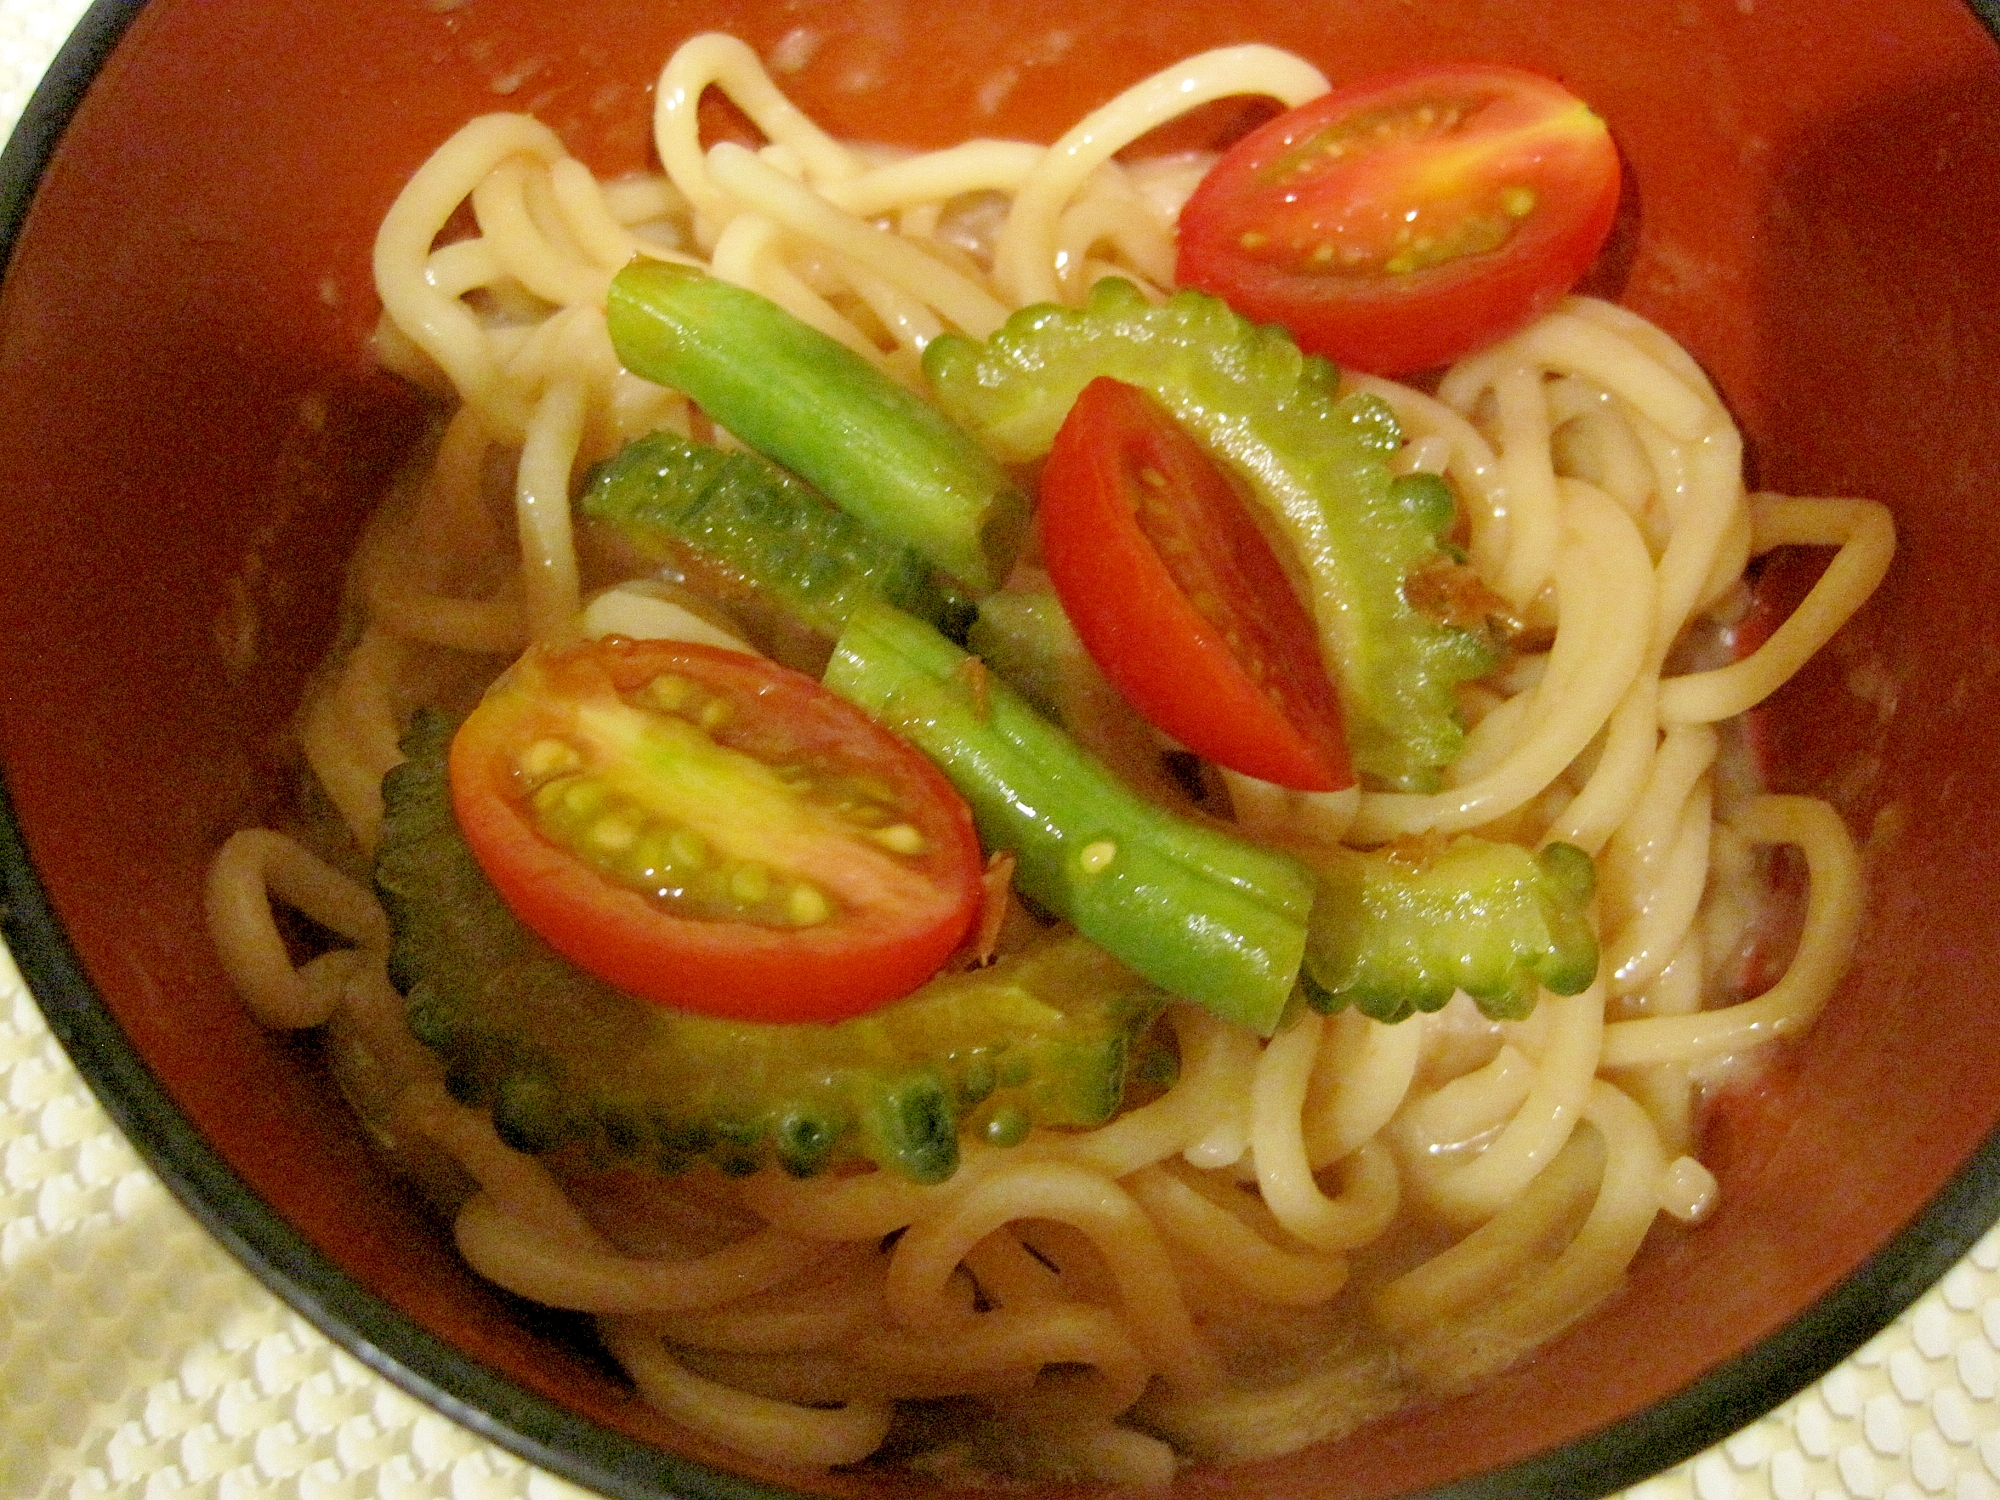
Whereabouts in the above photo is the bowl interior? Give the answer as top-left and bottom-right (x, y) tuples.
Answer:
(2, 1), (1998, 1496)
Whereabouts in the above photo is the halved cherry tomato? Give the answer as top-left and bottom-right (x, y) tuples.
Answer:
(1036, 376), (1354, 792)
(448, 637), (982, 1021)
(1176, 64), (1621, 375)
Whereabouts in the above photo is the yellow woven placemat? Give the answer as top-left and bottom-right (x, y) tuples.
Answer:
(2, 7), (1997, 1498)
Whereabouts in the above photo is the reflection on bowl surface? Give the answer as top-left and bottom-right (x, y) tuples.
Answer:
(0, 1), (1997, 1497)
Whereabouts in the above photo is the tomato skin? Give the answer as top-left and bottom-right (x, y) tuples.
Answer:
(1036, 376), (1354, 792)
(1176, 64), (1621, 376)
(448, 638), (982, 1022)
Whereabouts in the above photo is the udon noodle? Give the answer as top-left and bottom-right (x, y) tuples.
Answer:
(204, 34), (1893, 1485)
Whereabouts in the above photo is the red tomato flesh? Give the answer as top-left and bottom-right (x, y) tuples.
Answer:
(449, 637), (982, 1022)
(1037, 376), (1354, 793)
(1176, 64), (1621, 376)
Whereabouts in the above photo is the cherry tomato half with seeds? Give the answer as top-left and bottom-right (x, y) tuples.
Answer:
(1037, 376), (1354, 793)
(449, 637), (983, 1022)
(1176, 64), (1621, 376)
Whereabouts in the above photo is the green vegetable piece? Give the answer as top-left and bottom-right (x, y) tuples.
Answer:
(607, 260), (1029, 592)
(824, 601), (1315, 1036)
(582, 430), (976, 644)
(1388, 472), (1458, 533)
(968, 587), (1193, 805)
(1298, 837), (1600, 1024)
(982, 1105), (1031, 1148)
(924, 277), (1495, 790)
(773, 1106), (848, 1179)
(866, 1074), (958, 1186)
(377, 713), (1164, 1184)
(493, 1064), (566, 1154)
(965, 589), (1084, 725)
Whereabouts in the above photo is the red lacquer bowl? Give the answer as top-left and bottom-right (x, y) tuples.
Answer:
(0, 2), (1996, 1497)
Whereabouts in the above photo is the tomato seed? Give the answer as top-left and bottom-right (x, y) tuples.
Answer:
(590, 816), (639, 854)
(788, 883), (831, 926)
(632, 830), (678, 880)
(562, 780), (607, 817)
(872, 823), (927, 856)
(518, 737), (582, 782)
(644, 674), (695, 712)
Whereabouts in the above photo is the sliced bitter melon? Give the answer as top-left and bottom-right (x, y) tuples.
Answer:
(580, 430), (977, 646)
(924, 278), (1495, 792)
(376, 712), (1166, 1184)
(1298, 836), (1599, 1024)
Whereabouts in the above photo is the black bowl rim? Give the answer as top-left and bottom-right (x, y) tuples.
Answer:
(3, 2), (1999, 1498)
